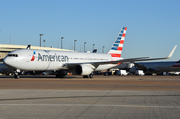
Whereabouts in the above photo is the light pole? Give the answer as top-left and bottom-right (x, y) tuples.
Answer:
(74, 40), (77, 51)
(92, 44), (95, 51)
(43, 39), (46, 47)
(61, 37), (64, 49)
(102, 46), (105, 53)
(39, 34), (43, 47)
(84, 42), (86, 52)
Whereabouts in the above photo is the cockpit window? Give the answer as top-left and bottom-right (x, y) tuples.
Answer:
(7, 54), (18, 57)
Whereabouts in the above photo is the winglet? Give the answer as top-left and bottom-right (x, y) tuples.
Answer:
(166, 45), (177, 59)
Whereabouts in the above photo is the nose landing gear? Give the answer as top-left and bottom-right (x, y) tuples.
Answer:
(13, 69), (20, 79)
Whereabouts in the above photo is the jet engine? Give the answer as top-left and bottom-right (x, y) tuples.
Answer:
(75, 64), (94, 75)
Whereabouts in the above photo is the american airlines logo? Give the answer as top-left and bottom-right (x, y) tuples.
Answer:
(38, 53), (69, 62)
(31, 51), (36, 61)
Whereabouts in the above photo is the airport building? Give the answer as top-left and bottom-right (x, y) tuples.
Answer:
(0, 44), (71, 62)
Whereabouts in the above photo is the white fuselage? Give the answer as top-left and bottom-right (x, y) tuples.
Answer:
(3, 49), (120, 72)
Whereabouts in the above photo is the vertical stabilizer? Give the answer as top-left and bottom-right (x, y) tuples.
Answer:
(108, 27), (127, 60)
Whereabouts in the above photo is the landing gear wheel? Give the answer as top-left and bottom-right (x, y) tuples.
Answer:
(15, 75), (19, 79)
(6, 73), (10, 76)
(89, 73), (93, 78)
(83, 75), (88, 78)
(56, 71), (67, 78)
(83, 73), (93, 78)
(56, 74), (64, 78)
(14, 73), (19, 79)
(13, 69), (20, 79)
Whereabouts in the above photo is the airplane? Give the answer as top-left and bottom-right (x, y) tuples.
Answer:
(3, 27), (177, 79)
(130, 60), (180, 75)
(0, 62), (13, 75)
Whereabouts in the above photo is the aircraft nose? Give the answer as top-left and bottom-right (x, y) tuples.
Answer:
(3, 57), (9, 65)
(3, 57), (12, 67)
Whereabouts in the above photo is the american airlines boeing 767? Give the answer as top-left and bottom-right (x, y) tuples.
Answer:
(3, 27), (177, 78)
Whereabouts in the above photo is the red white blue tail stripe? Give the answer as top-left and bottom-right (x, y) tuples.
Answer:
(108, 27), (127, 58)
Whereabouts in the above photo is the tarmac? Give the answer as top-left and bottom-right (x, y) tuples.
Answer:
(0, 75), (180, 119)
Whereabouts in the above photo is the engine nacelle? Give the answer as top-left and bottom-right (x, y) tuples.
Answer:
(75, 64), (94, 75)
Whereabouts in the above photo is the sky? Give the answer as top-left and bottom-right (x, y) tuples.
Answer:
(0, 0), (180, 61)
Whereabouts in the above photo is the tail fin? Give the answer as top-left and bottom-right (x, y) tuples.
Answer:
(108, 27), (127, 59)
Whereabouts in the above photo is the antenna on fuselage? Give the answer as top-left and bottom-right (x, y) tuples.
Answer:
(26, 45), (31, 49)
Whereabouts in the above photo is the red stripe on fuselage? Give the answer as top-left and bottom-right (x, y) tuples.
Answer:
(172, 65), (180, 67)
(110, 54), (121, 57)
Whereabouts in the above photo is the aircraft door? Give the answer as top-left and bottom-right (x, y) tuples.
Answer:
(35, 50), (50, 70)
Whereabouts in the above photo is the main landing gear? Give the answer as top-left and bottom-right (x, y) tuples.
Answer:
(83, 73), (93, 78)
(56, 71), (67, 78)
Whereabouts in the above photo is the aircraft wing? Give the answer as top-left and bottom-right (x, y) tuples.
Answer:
(64, 45), (177, 66)
(108, 45), (177, 64)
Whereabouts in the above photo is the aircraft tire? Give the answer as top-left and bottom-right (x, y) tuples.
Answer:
(14, 72), (19, 79)
(6, 73), (9, 76)
(16, 75), (20, 79)
(83, 75), (88, 78)
(56, 73), (64, 78)
(89, 74), (93, 78)
(14, 75), (19, 79)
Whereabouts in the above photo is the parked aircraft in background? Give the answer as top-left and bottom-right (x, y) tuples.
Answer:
(3, 27), (177, 78)
(130, 60), (180, 75)
(0, 62), (12, 75)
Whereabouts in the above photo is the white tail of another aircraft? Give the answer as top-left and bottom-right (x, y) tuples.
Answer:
(108, 27), (127, 60)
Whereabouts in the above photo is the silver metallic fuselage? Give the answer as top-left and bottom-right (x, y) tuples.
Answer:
(0, 62), (12, 74)
(136, 61), (180, 72)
